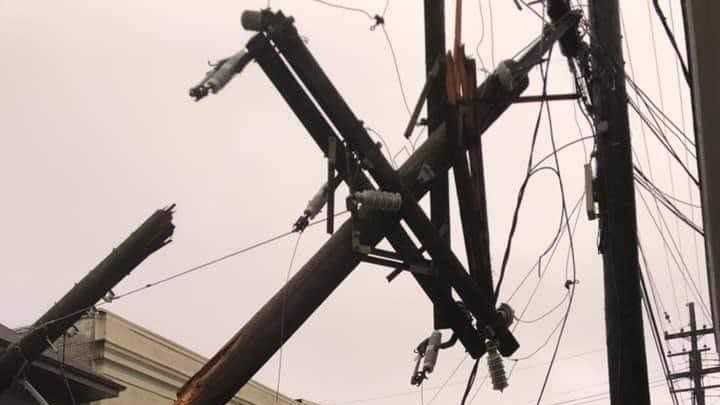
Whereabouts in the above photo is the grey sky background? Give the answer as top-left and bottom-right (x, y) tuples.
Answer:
(0, 1), (709, 404)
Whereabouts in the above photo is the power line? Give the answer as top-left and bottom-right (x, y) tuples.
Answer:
(307, 0), (412, 117)
(650, 0), (692, 85)
(380, 23), (412, 116)
(636, 188), (712, 320)
(634, 168), (704, 236)
(23, 212), (350, 339)
(639, 240), (682, 405)
(425, 355), (468, 405)
(533, 82), (579, 405)
(113, 212), (349, 301)
(308, 0), (375, 20)
(276, 232), (304, 402)
(621, 9), (684, 323)
(494, 48), (554, 300)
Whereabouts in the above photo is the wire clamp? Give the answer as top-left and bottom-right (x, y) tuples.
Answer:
(370, 15), (384, 31)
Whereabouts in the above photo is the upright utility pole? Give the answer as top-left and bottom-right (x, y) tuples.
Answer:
(588, 1), (651, 404)
(423, 0), (452, 330)
(666, 303), (719, 405)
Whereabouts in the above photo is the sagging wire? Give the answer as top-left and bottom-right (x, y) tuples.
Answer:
(636, 187), (712, 320)
(621, 10), (683, 323)
(531, 56), (579, 404)
(634, 167), (704, 236)
(494, 46), (554, 301)
(25, 211), (351, 338)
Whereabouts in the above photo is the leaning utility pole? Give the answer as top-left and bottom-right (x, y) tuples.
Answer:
(588, 0), (651, 404)
(666, 303), (719, 405)
(0, 206), (175, 392)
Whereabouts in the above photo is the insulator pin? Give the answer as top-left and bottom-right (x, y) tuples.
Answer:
(353, 190), (402, 212)
(486, 339), (509, 392)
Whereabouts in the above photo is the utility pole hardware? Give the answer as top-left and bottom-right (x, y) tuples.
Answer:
(177, 6), (581, 405)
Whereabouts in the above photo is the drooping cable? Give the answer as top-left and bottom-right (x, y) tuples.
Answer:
(620, 10), (683, 322)
(533, 79), (579, 405)
(24, 212), (350, 336)
(494, 48), (554, 300)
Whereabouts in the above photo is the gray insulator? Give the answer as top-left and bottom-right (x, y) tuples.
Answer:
(304, 182), (329, 220)
(486, 340), (508, 392)
(422, 330), (442, 374)
(241, 10), (265, 31)
(206, 50), (251, 93)
(354, 190), (402, 212)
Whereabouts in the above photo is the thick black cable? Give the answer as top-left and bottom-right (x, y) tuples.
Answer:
(634, 170), (704, 236)
(650, 0), (692, 86)
(627, 99), (699, 185)
(634, 166), (701, 209)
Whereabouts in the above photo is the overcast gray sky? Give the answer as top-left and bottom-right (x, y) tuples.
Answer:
(0, 1), (709, 404)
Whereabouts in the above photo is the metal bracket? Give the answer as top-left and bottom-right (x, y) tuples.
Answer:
(584, 163), (598, 220)
(327, 137), (337, 234)
(513, 93), (580, 103)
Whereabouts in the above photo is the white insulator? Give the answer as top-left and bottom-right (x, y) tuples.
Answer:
(304, 182), (329, 220)
(354, 190), (402, 212)
(486, 340), (508, 392)
(207, 50), (251, 93)
(422, 331), (442, 374)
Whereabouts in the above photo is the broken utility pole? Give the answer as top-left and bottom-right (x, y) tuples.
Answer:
(588, 0), (652, 403)
(177, 7), (580, 405)
(0, 206), (175, 392)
